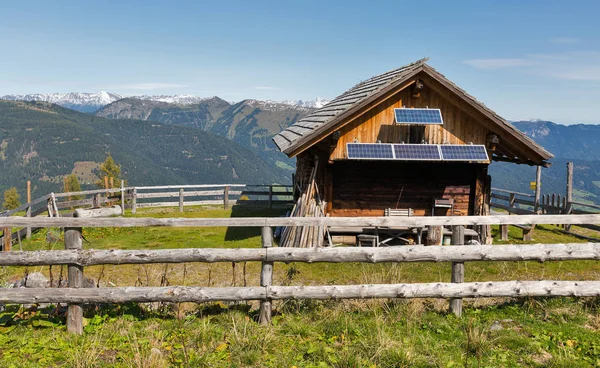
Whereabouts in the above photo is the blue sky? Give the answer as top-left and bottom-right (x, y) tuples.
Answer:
(1, 0), (599, 123)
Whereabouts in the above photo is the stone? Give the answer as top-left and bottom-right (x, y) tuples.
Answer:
(490, 321), (503, 331)
(23, 272), (50, 288)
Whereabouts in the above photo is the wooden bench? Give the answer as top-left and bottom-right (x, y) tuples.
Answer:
(491, 210), (535, 241)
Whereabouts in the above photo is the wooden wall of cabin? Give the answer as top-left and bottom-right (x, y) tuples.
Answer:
(328, 161), (488, 217)
(329, 74), (490, 160)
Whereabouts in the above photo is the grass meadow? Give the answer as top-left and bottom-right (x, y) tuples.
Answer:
(1, 205), (600, 367)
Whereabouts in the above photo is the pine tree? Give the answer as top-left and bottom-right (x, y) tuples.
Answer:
(3, 187), (21, 210)
(65, 174), (83, 199)
(95, 154), (122, 188)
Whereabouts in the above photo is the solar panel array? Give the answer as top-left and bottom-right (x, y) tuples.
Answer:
(393, 144), (441, 160)
(439, 145), (489, 161)
(347, 143), (489, 162)
(394, 108), (443, 125)
(347, 143), (394, 159)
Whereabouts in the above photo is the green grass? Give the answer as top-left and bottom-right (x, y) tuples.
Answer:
(2, 205), (600, 367)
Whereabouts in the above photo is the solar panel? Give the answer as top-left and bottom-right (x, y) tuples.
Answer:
(394, 108), (443, 125)
(439, 145), (489, 162)
(347, 143), (394, 159)
(393, 144), (441, 161)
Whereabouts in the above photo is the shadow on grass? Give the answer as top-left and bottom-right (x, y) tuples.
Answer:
(224, 204), (290, 241)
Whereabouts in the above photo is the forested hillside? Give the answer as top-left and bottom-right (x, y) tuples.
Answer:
(0, 101), (290, 199)
(96, 97), (309, 170)
(490, 121), (600, 203)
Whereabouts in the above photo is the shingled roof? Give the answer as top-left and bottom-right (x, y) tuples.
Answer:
(273, 58), (553, 166)
(273, 58), (428, 154)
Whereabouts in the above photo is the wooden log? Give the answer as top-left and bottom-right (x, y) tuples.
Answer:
(259, 226), (273, 324)
(1, 281), (600, 304)
(223, 186), (229, 210)
(136, 190), (242, 199)
(2, 194), (51, 217)
(535, 166), (541, 212)
(566, 162), (573, 230)
(54, 188), (124, 199)
(26, 181), (32, 239)
(65, 227), (83, 335)
(179, 188), (184, 213)
(3, 243), (600, 267)
(3, 227), (11, 251)
(120, 180), (125, 216)
(93, 194), (100, 208)
(427, 225), (443, 245)
(449, 225), (465, 317)
(134, 184), (246, 190)
(131, 189), (137, 214)
(500, 224), (508, 241)
(104, 176), (109, 190)
(268, 186), (273, 209)
(26, 207), (32, 239)
(491, 188), (535, 198)
(135, 200), (238, 209)
(2, 214), (600, 229)
(74, 206), (121, 218)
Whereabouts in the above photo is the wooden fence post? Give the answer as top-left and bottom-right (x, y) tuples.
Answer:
(65, 226), (83, 334)
(268, 185), (273, 209)
(131, 188), (137, 214)
(3, 228), (11, 251)
(26, 181), (32, 239)
(500, 224), (508, 241)
(534, 166), (541, 212)
(93, 194), (100, 209)
(120, 180), (125, 216)
(566, 162), (573, 230)
(179, 188), (184, 213)
(259, 226), (273, 324)
(449, 225), (465, 317)
(223, 186), (230, 210)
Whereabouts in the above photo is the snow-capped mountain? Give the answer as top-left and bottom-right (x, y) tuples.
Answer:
(0, 92), (123, 113)
(133, 94), (216, 105)
(281, 97), (330, 109)
(1, 91), (330, 113)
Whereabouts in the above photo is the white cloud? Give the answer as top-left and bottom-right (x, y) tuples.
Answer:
(254, 86), (280, 90)
(549, 37), (581, 44)
(462, 58), (535, 69)
(464, 51), (600, 82)
(112, 83), (188, 90)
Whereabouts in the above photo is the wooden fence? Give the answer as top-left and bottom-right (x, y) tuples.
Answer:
(131, 184), (293, 212)
(1, 214), (600, 334)
(0, 183), (294, 249)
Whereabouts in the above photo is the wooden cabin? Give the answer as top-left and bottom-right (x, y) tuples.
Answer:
(273, 58), (552, 229)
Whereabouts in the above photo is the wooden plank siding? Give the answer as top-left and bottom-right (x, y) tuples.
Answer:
(328, 161), (484, 217)
(329, 72), (490, 161)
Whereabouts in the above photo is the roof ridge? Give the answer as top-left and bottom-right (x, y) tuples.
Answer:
(351, 57), (429, 90)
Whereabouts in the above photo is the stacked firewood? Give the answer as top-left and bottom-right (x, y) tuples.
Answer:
(280, 158), (326, 248)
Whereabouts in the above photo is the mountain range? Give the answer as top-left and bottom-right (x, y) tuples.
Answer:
(2, 91), (600, 206)
(0, 100), (291, 199)
(0, 92), (330, 113)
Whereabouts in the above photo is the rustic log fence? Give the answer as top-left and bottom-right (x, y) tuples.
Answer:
(0, 184), (293, 249)
(131, 184), (293, 212)
(2, 214), (600, 334)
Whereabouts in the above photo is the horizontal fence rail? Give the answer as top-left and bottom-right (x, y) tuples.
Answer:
(1, 214), (600, 228)
(1, 243), (600, 266)
(2, 281), (600, 304)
